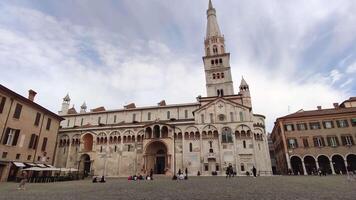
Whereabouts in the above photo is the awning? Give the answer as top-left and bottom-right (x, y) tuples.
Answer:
(22, 167), (60, 171)
(25, 163), (37, 167)
(22, 167), (44, 171)
(13, 162), (26, 167)
(36, 164), (47, 168)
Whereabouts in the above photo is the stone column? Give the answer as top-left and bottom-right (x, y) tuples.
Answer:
(330, 159), (335, 175)
(316, 160), (319, 169)
(302, 161), (307, 175)
(344, 159), (348, 174)
(66, 139), (72, 168)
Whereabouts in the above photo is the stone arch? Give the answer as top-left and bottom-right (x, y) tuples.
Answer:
(153, 125), (160, 138)
(332, 154), (346, 174)
(290, 156), (304, 175)
(303, 155), (317, 175)
(346, 154), (356, 171)
(72, 134), (81, 145)
(145, 127), (153, 139)
(195, 132), (200, 140)
(317, 155), (332, 174)
(82, 133), (93, 152)
(161, 126), (169, 138)
(235, 124), (252, 132)
(144, 140), (169, 174)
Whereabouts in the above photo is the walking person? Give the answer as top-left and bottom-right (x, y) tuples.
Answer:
(150, 169), (153, 180)
(185, 168), (188, 180)
(252, 166), (257, 178)
(347, 165), (354, 181)
(17, 171), (28, 190)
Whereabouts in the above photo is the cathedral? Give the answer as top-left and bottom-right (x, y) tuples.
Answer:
(55, 0), (272, 177)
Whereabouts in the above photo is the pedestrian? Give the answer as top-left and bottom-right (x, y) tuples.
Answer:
(252, 166), (257, 178)
(185, 168), (188, 180)
(178, 169), (182, 175)
(99, 176), (106, 183)
(347, 165), (354, 181)
(17, 171), (27, 190)
(150, 169), (153, 179)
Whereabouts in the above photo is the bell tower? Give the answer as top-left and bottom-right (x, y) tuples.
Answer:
(203, 0), (234, 97)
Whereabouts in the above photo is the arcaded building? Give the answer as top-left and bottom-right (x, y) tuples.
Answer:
(55, 1), (272, 177)
(0, 85), (63, 181)
(271, 97), (356, 175)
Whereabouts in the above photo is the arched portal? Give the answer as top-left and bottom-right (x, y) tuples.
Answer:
(145, 141), (168, 174)
(318, 155), (332, 174)
(80, 154), (91, 177)
(347, 154), (356, 171)
(304, 156), (317, 175)
(290, 156), (304, 175)
(332, 155), (346, 174)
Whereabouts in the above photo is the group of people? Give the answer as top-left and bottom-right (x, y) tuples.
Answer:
(226, 164), (257, 178)
(172, 168), (188, 180)
(92, 176), (106, 183)
(128, 169), (154, 181)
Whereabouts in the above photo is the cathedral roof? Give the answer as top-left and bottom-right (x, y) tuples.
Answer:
(67, 107), (77, 114)
(194, 97), (251, 113)
(206, 0), (222, 38)
(91, 106), (106, 112)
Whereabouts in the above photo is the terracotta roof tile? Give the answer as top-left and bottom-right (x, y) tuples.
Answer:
(279, 107), (356, 119)
(91, 106), (106, 112)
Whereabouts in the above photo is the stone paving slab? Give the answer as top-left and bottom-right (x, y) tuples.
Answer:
(0, 176), (355, 200)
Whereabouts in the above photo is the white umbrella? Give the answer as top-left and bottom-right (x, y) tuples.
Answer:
(22, 167), (44, 171)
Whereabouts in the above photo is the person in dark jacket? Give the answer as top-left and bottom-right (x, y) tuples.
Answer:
(252, 166), (257, 178)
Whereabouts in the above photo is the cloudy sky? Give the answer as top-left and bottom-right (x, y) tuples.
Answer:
(1, 0), (355, 131)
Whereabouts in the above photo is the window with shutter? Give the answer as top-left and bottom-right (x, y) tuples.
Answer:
(41, 137), (48, 151)
(33, 135), (39, 149)
(28, 134), (35, 149)
(2, 128), (10, 145)
(0, 96), (6, 113)
(13, 103), (22, 119)
(12, 130), (20, 146)
(46, 118), (52, 130)
(34, 113), (41, 126)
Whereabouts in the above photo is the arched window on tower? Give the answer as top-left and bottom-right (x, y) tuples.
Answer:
(221, 72), (225, 78)
(243, 140), (246, 148)
(213, 45), (218, 54)
(217, 73), (220, 79)
(211, 60), (214, 65)
(217, 90), (220, 96)
(167, 111), (170, 119)
(219, 58), (223, 64)
(189, 143), (193, 152)
(213, 73), (216, 79)
(220, 89), (224, 96)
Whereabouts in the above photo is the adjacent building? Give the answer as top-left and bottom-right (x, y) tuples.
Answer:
(55, 0), (272, 177)
(271, 97), (356, 175)
(0, 84), (63, 181)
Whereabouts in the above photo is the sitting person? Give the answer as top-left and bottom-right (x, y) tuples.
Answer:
(138, 174), (143, 180)
(146, 175), (151, 180)
(133, 175), (137, 181)
(178, 173), (184, 180)
(92, 176), (98, 183)
(172, 175), (177, 180)
(128, 176), (133, 180)
(99, 176), (106, 183)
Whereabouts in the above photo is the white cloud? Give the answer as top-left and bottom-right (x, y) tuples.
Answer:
(0, 1), (354, 132)
(346, 62), (356, 74)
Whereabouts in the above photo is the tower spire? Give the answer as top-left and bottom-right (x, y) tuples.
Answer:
(206, 0), (221, 38)
(203, 0), (234, 97)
